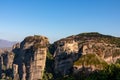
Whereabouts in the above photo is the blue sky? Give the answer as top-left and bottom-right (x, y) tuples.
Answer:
(0, 0), (120, 43)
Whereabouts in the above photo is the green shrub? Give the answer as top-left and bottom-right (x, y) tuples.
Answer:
(74, 54), (107, 68)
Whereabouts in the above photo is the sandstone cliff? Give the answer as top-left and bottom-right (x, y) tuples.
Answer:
(0, 33), (120, 80)
(12, 35), (49, 80)
(0, 50), (14, 79)
(53, 32), (120, 75)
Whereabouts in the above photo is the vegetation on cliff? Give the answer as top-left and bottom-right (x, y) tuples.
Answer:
(75, 32), (120, 47)
(74, 54), (107, 68)
(51, 32), (120, 80)
(55, 63), (120, 80)
(43, 50), (54, 80)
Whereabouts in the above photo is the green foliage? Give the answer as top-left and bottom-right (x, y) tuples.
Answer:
(43, 71), (53, 80)
(116, 59), (120, 64)
(73, 54), (120, 80)
(47, 51), (54, 60)
(74, 54), (107, 68)
(76, 32), (120, 48)
(77, 32), (113, 38)
(43, 51), (54, 80)
(73, 64), (120, 80)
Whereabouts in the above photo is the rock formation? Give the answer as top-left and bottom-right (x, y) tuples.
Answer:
(0, 50), (14, 79)
(53, 38), (80, 76)
(12, 35), (49, 80)
(53, 32), (120, 75)
(0, 32), (120, 80)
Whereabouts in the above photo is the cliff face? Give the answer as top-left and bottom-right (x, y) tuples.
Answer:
(53, 39), (80, 75)
(53, 32), (120, 75)
(0, 33), (120, 79)
(13, 35), (49, 80)
(0, 50), (14, 79)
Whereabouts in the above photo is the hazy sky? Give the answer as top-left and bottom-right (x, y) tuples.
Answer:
(0, 0), (120, 43)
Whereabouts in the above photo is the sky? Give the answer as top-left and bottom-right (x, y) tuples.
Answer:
(0, 0), (120, 43)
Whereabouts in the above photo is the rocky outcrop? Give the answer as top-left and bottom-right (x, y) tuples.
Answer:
(0, 32), (120, 79)
(53, 32), (120, 75)
(53, 38), (80, 76)
(13, 35), (49, 80)
(0, 50), (14, 79)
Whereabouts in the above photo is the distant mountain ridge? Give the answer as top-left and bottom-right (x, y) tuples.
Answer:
(0, 39), (17, 48)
